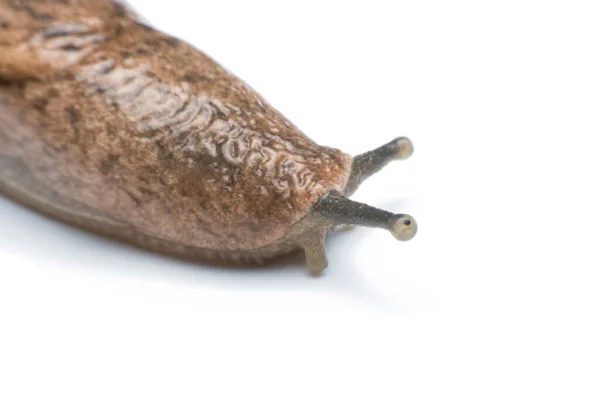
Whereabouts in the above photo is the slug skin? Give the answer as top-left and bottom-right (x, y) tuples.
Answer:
(0, 1), (353, 261)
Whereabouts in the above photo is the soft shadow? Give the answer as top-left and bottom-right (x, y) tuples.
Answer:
(1, 196), (408, 312)
(322, 228), (406, 314)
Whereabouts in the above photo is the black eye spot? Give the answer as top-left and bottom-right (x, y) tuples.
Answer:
(403, 219), (412, 226)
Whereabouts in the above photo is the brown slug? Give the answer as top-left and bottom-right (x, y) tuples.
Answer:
(0, 0), (416, 275)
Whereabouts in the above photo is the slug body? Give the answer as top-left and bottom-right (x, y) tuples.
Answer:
(0, 0), (416, 274)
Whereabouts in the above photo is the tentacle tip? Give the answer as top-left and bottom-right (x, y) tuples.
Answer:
(387, 214), (417, 241)
(307, 259), (328, 277)
(394, 137), (414, 160)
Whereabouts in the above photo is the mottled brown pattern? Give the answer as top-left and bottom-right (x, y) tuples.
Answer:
(0, 0), (352, 255)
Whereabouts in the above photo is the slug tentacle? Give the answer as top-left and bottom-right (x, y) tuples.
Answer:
(312, 190), (417, 241)
(344, 137), (413, 196)
(297, 227), (329, 276)
(300, 189), (416, 274)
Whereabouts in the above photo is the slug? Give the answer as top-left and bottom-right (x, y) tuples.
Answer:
(0, 0), (416, 275)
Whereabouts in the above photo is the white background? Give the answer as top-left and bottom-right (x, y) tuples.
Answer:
(1, 0), (599, 399)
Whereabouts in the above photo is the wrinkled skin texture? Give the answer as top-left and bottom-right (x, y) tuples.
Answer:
(0, 0), (352, 259)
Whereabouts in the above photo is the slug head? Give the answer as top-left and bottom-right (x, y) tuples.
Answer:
(297, 136), (417, 275)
